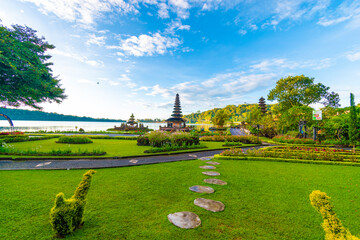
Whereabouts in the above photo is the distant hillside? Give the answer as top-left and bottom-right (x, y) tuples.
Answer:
(184, 104), (271, 123)
(0, 108), (125, 122)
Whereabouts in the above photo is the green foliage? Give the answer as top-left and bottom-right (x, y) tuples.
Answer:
(222, 142), (243, 147)
(211, 109), (232, 128)
(272, 136), (316, 145)
(138, 131), (200, 147)
(88, 135), (137, 140)
(57, 136), (93, 144)
(184, 104), (270, 123)
(200, 135), (261, 144)
(309, 190), (359, 240)
(349, 93), (358, 149)
(0, 144), (105, 156)
(0, 23), (66, 109)
(50, 170), (96, 237)
(0, 134), (59, 143)
(0, 107), (123, 122)
(144, 143), (206, 153)
(268, 75), (329, 111)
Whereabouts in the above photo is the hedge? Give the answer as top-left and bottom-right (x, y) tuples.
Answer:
(213, 155), (360, 167)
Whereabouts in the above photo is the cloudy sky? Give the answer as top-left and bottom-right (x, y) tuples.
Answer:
(1, 0), (360, 119)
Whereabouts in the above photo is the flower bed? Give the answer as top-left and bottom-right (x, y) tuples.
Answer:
(271, 136), (315, 145)
(219, 146), (360, 162)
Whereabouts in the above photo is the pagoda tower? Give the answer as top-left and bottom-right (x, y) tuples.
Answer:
(126, 113), (137, 126)
(259, 97), (267, 115)
(165, 93), (186, 128)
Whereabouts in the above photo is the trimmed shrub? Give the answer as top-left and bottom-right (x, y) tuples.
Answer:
(57, 136), (93, 144)
(137, 136), (150, 146)
(200, 135), (261, 144)
(147, 131), (170, 147)
(50, 170), (96, 237)
(138, 131), (200, 147)
(309, 190), (359, 240)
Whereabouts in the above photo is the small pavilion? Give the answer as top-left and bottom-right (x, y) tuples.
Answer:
(126, 113), (137, 127)
(160, 93), (191, 131)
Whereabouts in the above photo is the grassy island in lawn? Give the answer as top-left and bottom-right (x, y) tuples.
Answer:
(1, 159), (360, 239)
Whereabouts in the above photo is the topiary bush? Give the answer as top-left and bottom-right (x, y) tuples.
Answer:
(50, 170), (96, 237)
(57, 136), (93, 144)
(309, 190), (359, 240)
(137, 135), (150, 146)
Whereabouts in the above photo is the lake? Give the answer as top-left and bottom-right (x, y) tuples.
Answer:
(0, 120), (212, 132)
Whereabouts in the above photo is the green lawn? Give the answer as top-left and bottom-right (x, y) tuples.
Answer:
(0, 139), (241, 158)
(1, 160), (360, 239)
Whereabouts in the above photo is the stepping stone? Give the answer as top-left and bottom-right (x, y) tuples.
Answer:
(194, 198), (225, 212)
(189, 185), (214, 193)
(167, 211), (201, 229)
(199, 156), (213, 161)
(199, 165), (216, 170)
(202, 171), (220, 176)
(189, 154), (198, 158)
(129, 159), (138, 163)
(35, 162), (52, 167)
(203, 179), (227, 185)
(206, 161), (220, 165)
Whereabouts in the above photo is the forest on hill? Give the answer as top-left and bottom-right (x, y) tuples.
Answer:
(0, 108), (125, 122)
(184, 104), (270, 123)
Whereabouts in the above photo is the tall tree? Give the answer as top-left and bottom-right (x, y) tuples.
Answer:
(0, 23), (66, 109)
(322, 91), (341, 108)
(211, 109), (231, 128)
(349, 93), (358, 152)
(268, 75), (329, 111)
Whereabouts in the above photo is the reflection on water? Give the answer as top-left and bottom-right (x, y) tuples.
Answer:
(0, 120), (212, 132)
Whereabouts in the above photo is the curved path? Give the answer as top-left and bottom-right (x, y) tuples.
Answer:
(0, 146), (266, 170)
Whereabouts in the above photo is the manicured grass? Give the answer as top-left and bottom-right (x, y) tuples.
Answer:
(0, 139), (243, 158)
(1, 160), (360, 239)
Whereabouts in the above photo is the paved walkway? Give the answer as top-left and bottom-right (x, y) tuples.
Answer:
(229, 128), (248, 136)
(0, 146), (265, 170)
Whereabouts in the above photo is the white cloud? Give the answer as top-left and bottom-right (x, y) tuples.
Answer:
(158, 2), (170, 18)
(21, 0), (138, 25)
(117, 32), (182, 57)
(50, 49), (104, 67)
(86, 34), (106, 46)
(347, 51), (360, 61)
(139, 71), (277, 108)
(165, 19), (191, 34)
(238, 29), (247, 35)
(317, 0), (360, 27)
(251, 58), (332, 71)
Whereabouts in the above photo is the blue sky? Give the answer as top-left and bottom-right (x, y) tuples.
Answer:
(1, 0), (360, 119)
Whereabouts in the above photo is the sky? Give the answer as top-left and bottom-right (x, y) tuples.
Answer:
(1, 0), (360, 120)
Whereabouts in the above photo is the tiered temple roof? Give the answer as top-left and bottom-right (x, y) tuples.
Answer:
(127, 113), (137, 126)
(259, 97), (267, 115)
(166, 93), (186, 123)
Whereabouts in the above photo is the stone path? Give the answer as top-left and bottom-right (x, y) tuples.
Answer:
(168, 153), (228, 229)
(0, 145), (268, 170)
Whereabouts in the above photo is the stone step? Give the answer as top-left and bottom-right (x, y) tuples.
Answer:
(194, 198), (225, 212)
(168, 211), (201, 229)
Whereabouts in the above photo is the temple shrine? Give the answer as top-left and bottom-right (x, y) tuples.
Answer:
(160, 93), (191, 131)
(112, 113), (148, 131)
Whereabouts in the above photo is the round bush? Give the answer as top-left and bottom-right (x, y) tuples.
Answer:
(57, 136), (93, 144)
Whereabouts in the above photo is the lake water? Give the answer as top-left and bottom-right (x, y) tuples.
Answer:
(0, 120), (212, 132)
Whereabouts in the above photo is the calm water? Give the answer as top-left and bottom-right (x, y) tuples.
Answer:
(0, 120), (211, 132)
